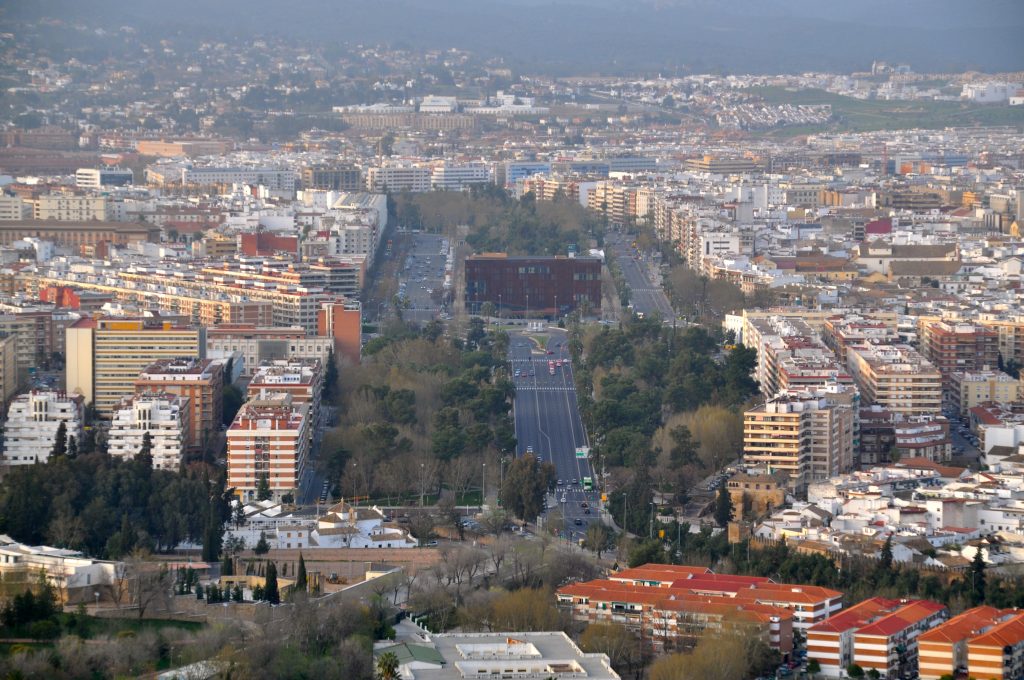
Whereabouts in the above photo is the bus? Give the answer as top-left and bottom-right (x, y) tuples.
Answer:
(582, 477), (593, 491)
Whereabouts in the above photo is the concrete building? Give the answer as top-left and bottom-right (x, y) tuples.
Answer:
(0, 334), (19, 412)
(181, 167), (297, 193)
(464, 254), (602, 317)
(0, 195), (32, 221)
(107, 393), (191, 470)
(317, 300), (361, 365)
(0, 537), (120, 605)
(206, 324), (336, 376)
(2, 391), (83, 465)
(65, 317), (203, 417)
(430, 163), (492, 191)
(375, 631), (621, 680)
(364, 165), (432, 193)
(918, 606), (1022, 680)
(300, 164), (361, 192)
(743, 389), (855, 490)
(247, 359), (323, 426)
(135, 358), (224, 452)
(920, 321), (1000, 393)
(226, 392), (310, 502)
(33, 194), (109, 222)
(807, 597), (947, 679)
(847, 343), (942, 416)
(966, 611), (1024, 680)
(75, 168), (133, 189)
(950, 369), (1021, 417)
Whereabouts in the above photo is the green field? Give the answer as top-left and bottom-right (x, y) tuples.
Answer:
(747, 87), (1024, 135)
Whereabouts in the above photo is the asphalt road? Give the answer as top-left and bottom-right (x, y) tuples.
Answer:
(397, 231), (451, 324)
(509, 331), (600, 542)
(606, 232), (675, 320)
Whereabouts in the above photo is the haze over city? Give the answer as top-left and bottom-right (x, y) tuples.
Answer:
(0, 1), (1022, 679)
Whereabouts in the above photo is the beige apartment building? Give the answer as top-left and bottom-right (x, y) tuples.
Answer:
(846, 343), (942, 416)
(743, 389), (855, 490)
(949, 369), (1021, 416)
(33, 194), (109, 222)
(0, 334), (19, 412)
(66, 317), (203, 417)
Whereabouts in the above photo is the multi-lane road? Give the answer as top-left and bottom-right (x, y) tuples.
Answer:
(509, 331), (600, 541)
(606, 232), (675, 320)
(396, 232), (452, 324)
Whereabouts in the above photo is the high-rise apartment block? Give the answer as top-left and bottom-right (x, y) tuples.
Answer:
(247, 359), (323, 426)
(135, 358), (224, 452)
(920, 320), (999, 393)
(107, 393), (191, 470)
(743, 387), (856, 489)
(2, 391), (84, 465)
(846, 343), (942, 416)
(227, 392), (310, 502)
(66, 317), (203, 417)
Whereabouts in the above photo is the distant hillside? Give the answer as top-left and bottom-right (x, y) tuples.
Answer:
(3, 0), (1023, 75)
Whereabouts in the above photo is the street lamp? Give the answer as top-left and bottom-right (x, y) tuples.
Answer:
(94, 591), (100, 611)
(481, 462), (487, 509)
(419, 463), (425, 507)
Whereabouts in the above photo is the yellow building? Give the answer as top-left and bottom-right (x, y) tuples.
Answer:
(846, 343), (942, 416)
(950, 369), (1021, 416)
(66, 317), (202, 417)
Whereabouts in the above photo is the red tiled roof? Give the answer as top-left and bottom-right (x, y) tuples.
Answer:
(856, 600), (946, 637)
(919, 606), (1008, 644)
(970, 612), (1024, 648)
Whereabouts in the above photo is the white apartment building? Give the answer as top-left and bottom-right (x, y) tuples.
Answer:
(75, 168), (134, 189)
(364, 165), (432, 193)
(181, 167), (298, 192)
(33, 194), (109, 221)
(107, 393), (191, 470)
(431, 163), (493, 191)
(2, 391), (84, 465)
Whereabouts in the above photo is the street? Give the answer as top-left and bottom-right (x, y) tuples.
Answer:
(395, 231), (451, 324)
(509, 330), (601, 542)
(606, 232), (675, 320)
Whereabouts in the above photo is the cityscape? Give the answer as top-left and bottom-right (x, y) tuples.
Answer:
(0, 1), (1022, 679)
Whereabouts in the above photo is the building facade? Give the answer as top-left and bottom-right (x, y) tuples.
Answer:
(107, 393), (191, 470)
(135, 357), (223, 452)
(226, 392), (310, 502)
(2, 391), (84, 465)
(464, 254), (602, 317)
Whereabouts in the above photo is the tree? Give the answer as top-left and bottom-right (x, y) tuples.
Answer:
(628, 539), (666, 568)
(847, 664), (865, 678)
(579, 622), (641, 674)
(324, 349), (339, 402)
(807, 658), (821, 678)
(584, 524), (612, 558)
(866, 669), (881, 680)
(254, 531), (270, 555)
(969, 547), (987, 605)
(295, 553), (307, 592)
(879, 535), (894, 571)
(126, 549), (172, 619)
(264, 561), (280, 605)
(136, 431), (153, 467)
(232, 584), (243, 602)
(499, 455), (556, 523)
(51, 421), (67, 459)
(714, 485), (733, 527)
(375, 651), (400, 680)
(256, 473), (272, 501)
(67, 435), (78, 459)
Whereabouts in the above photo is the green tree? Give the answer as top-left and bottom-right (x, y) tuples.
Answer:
(67, 435), (78, 459)
(264, 561), (280, 605)
(51, 421), (67, 459)
(498, 455), (556, 523)
(628, 539), (666, 567)
(807, 658), (821, 678)
(232, 584), (243, 602)
(375, 650), (400, 680)
(254, 531), (270, 555)
(879, 535), (894, 572)
(136, 431), (153, 466)
(847, 663), (865, 678)
(969, 548), (987, 605)
(295, 552), (307, 592)
(714, 485), (733, 527)
(256, 473), (272, 501)
(584, 523), (612, 558)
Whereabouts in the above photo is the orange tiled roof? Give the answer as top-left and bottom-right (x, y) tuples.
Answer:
(969, 612), (1024, 648)
(919, 606), (1008, 644)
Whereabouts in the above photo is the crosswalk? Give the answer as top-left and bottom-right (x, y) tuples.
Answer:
(515, 386), (575, 392)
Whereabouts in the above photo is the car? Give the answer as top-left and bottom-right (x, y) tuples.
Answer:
(514, 369), (521, 377)
(572, 478), (578, 485)
(526, 445), (534, 453)
(426, 540), (438, 547)
(557, 479), (563, 486)
(581, 502), (589, 508)
(574, 519), (583, 526)
(584, 508), (591, 515)
(561, 495), (567, 503)
(528, 370), (535, 376)
(547, 350), (554, 355)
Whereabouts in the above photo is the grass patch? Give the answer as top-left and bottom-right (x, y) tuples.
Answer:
(746, 86), (1024, 134)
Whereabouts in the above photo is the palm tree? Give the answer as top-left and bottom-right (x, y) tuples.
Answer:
(375, 651), (400, 680)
